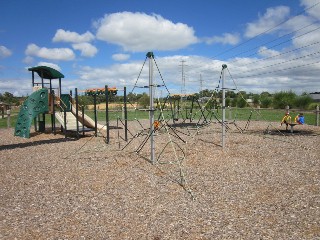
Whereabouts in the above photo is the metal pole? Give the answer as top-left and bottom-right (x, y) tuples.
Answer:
(105, 85), (110, 143)
(316, 105), (319, 126)
(93, 93), (97, 137)
(6, 109), (11, 128)
(124, 86), (128, 141)
(75, 88), (79, 139)
(222, 64), (227, 150)
(147, 52), (155, 163)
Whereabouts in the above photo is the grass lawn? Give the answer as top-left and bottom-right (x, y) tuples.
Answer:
(1, 107), (318, 129)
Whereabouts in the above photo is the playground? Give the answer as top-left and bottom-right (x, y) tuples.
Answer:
(1, 120), (320, 239)
(1, 55), (320, 238)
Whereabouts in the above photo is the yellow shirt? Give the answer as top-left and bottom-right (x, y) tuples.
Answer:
(281, 115), (291, 123)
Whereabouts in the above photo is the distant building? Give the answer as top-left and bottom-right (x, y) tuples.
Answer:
(309, 92), (320, 102)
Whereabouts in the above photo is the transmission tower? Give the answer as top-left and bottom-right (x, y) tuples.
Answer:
(199, 74), (203, 94)
(180, 60), (187, 95)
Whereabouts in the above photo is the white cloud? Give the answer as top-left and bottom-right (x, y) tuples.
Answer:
(37, 62), (61, 71)
(0, 45), (12, 58)
(25, 43), (75, 61)
(257, 46), (280, 57)
(245, 6), (290, 38)
(300, 0), (320, 20)
(72, 42), (98, 57)
(95, 12), (198, 52)
(23, 56), (34, 64)
(204, 33), (240, 45)
(112, 53), (130, 61)
(53, 29), (95, 43)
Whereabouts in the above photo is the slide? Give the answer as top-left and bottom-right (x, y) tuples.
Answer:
(14, 88), (49, 138)
(54, 111), (83, 130)
(70, 105), (106, 131)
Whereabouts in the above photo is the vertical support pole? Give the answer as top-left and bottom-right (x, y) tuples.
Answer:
(124, 86), (128, 141)
(190, 96), (194, 123)
(32, 71), (35, 87)
(69, 90), (73, 112)
(82, 105), (85, 136)
(93, 93), (97, 137)
(59, 78), (62, 98)
(105, 85), (109, 143)
(147, 52), (155, 164)
(63, 108), (67, 138)
(316, 105), (319, 127)
(75, 88), (79, 139)
(52, 90), (56, 135)
(222, 64), (227, 150)
(6, 109), (11, 128)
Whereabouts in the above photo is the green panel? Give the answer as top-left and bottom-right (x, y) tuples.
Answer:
(14, 88), (49, 138)
(60, 94), (71, 111)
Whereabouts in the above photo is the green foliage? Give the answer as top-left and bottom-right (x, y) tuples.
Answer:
(231, 98), (238, 107)
(252, 94), (260, 107)
(307, 102), (320, 110)
(272, 91), (297, 109)
(237, 97), (247, 108)
(0, 92), (20, 106)
(260, 97), (272, 108)
(138, 93), (150, 108)
(294, 95), (313, 109)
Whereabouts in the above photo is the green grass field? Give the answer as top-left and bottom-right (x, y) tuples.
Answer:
(1, 107), (318, 129)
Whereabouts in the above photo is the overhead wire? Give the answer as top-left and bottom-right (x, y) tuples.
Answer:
(210, 1), (320, 59)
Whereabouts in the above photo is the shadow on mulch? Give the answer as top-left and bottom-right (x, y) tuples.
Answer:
(265, 129), (318, 136)
(0, 136), (77, 151)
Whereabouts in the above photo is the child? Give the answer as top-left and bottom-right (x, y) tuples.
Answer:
(295, 113), (305, 124)
(281, 112), (291, 130)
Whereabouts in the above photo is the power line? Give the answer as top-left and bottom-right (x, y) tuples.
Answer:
(235, 58), (320, 79)
(227, 20), (320, 61)
(235, 50), (320, 75)
(211, 1), (320, 59)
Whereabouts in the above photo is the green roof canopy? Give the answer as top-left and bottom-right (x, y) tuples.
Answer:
(28, 66), (64, 79)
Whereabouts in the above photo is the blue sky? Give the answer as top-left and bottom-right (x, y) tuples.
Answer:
(0, 0), (320, 97)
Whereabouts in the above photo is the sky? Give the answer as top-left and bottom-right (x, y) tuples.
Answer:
(0, 0), (320, 97)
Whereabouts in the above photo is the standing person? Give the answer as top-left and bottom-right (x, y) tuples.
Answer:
(281, 112), (291, 130)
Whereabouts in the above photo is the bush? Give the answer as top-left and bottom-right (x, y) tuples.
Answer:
(294, 95), (313, 109)
(272, 91), (297, 109)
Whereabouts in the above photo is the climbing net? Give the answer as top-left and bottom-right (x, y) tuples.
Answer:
(116, 53), (195, 198)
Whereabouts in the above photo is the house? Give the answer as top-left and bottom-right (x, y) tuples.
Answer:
(309, 92), (320, 102)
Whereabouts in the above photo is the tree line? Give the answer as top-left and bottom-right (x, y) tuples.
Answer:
(1, 90), (317, 110)
(77, 90), (315, 110)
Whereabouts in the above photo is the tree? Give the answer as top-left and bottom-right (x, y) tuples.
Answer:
(138, 93), (149, 108)
(295, 95), (313, 109)
(237, 97), (247, 108)
(252, 94), (260, 107)
(260, 97), (272, 108)
(272, 91), (297, 109)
